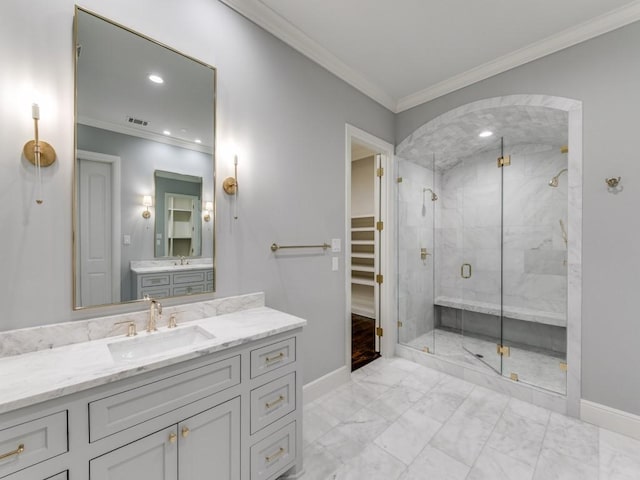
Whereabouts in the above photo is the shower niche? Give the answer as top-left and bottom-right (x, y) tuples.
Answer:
(396, 96), (580, 400)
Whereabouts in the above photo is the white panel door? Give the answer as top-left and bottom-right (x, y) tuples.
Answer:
(79, 159), (112, 306)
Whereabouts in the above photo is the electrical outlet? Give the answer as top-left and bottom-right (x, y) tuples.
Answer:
(332, 257), (339, 271)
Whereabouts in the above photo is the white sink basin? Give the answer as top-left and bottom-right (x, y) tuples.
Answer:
(108, 326), (215, 362)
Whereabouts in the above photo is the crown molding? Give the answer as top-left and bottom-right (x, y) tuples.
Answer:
(220, 0), (640, 114)
(78, 117), (213, 154)
(397, 2), (640, 112)
(218, 0), (396, 111)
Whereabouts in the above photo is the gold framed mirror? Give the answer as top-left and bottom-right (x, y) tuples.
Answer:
(73, 7), (216, 309)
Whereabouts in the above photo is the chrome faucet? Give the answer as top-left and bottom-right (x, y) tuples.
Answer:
(147, 298), (162, 332)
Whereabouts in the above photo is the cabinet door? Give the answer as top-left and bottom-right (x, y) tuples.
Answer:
(178, 397), (240, 480)
(90, 428), (178, 480)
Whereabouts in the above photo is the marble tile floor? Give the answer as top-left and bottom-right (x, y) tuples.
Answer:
(405, 329), (566, 394)
(296, 357), (640, 480)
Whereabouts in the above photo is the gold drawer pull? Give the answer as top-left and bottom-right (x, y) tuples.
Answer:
(0, 444), (25, 460)
(265, 395), (285, 409)
(265, 447), (285, 463)
(169, 433), (177, 444)
(265, 352), (284, 363)
(181, 427), (190, 438)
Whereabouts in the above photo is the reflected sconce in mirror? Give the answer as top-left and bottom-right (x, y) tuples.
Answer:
(203, 201), (213, 222)
(142, 195), (152, 219)
(23, 103), (56, 204)
(223, 155), (239, 219)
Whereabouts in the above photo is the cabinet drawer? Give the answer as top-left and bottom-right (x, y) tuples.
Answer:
(140, 286), (171, 298)
(89, 356), (240, 442)
(141, 274), (170, 288)
(173, 271), (206, 285)
(0, 411), (67, 478)
(250, 338), (295, 379)
(250, 373), (295, 434)
(250, 422), (296, 480)
(172, 284), (205, 296)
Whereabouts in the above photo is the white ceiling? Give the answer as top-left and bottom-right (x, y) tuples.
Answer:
(76, 9), (215, 152)
(221, 0), (640, 112)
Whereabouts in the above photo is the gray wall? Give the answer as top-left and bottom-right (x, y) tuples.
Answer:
(0, 0), (395, 386)
(396, 22), (640, 415)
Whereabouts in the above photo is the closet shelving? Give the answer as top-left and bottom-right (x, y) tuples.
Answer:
(166, 194), (196, 257)
(351, 215), (376, 317)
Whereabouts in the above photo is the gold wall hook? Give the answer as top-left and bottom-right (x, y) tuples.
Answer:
(605, 176), (621, 188)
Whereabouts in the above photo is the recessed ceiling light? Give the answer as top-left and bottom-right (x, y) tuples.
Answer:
(163, 130), (171, 136)
(194, 139), (202, 144)
(148, 74), (164, 84)
(479, 130), (493, 138)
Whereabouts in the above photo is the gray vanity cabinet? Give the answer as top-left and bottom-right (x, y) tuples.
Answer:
(90, 397), (240, 480)
(178, 398), (240, 479)
(90, 427), (178, 480)
(0, 326), (302, 480)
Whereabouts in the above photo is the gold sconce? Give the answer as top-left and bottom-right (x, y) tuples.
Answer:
(142, 195), (152, 219)
(203, 201), (213, 222)
(23, 103), (56, 204)
(223, 155), (238, 195)
(223, 155), (239, 219)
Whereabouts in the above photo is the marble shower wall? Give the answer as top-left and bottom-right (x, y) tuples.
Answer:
(436, 143), (568, 321)
(397, 158), (435, 345)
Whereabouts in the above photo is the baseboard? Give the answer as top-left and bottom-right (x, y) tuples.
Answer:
(303, 365), (350, 405)
(581, 399), (640, 441)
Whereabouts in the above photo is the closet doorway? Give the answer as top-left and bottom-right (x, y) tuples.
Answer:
(345, 125), (393, 371)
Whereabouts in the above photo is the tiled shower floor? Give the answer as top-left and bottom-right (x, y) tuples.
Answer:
(298, 357), (640, 480)
(405, 329), (566, 394)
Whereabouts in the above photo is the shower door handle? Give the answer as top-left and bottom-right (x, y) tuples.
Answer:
(461, 263), (472, 279)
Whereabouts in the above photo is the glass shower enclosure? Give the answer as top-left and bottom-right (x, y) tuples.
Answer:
(397, 107), (569, 395)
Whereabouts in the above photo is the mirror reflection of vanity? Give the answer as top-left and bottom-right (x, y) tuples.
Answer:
(73, 7), (216, 309)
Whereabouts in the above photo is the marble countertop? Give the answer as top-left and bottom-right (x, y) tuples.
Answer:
(130, 263), (214, 274)
(0, 307), (305, 414)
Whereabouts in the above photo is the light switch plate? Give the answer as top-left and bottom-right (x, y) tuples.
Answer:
(332, 257), (339, 271)
(331, 238), (341, 253)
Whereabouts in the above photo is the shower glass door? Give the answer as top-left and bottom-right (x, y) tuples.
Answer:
(396, 156), (435, 355)
(501, 143), (568, 393)
(459, 142), (503, 373)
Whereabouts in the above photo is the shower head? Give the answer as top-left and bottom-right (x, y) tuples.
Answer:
(548, 168), (568, 187)
(423, 187), (438, 201)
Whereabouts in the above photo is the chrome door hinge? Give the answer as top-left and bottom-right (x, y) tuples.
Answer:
(376, 274), (384, 284)
(376, 327), (384, 337)
(376, 221), (384, 231)
(497, 155), (511, 167)
(397, 177), (403, 183)
(497, 344), (511, 357)
(397, 321), (403, 327)
(560, 362), (568, 372)
(376, 167), (384, 177)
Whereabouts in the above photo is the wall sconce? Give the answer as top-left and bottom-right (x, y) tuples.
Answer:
(223, 155), (239, 219)
(23, 103), (56, 204)
(142, 195), (152, 219)
(223, 155), (238, 195)
(203, 201), (213, 222)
